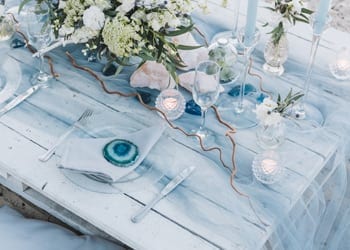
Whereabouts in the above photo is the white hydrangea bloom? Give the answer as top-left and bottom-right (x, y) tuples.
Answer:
(102, 15), (143, 57)
(58, 1), (66, 9)
(71, 26), (99, 43)
(94, 0), (112, 10)
(83, 6), (105, 31)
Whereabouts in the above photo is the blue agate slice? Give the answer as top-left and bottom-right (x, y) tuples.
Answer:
(103, 139), (139, 168)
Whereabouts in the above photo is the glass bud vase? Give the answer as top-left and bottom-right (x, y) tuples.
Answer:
(256, 121), (285, 149)
(263, 34), (289, 76)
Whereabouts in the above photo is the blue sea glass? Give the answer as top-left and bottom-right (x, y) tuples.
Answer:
(228, 83), (256, 97)
(11, 38), (25, 49)
(185, 99), (201, 116)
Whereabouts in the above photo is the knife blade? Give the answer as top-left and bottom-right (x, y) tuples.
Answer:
(131, 165), (196, 223)
(0, 83), (48, 117)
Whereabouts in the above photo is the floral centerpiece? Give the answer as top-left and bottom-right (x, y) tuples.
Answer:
(19, 0), (203, 82)
(263, 0), (313, 75)
(255, 90), (303, 148)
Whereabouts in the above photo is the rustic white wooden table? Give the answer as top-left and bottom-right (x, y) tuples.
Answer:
(0, 1), (349, 250)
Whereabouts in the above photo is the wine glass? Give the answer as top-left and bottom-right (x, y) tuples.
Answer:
(25, 2), (52, 84)
(192, 61), (220, 145)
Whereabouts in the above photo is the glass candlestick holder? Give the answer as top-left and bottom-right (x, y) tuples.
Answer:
(211, 0), (241, 50)
(291, 15), (332, 129)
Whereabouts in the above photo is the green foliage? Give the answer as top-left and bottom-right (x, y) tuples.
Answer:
(265, 0), (313, 45)
(274, 89), (303, 114)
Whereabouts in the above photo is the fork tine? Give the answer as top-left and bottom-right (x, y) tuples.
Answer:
(78, 109), (93, 122)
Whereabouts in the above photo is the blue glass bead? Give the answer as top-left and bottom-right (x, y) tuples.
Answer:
(185, 99), (201, 116)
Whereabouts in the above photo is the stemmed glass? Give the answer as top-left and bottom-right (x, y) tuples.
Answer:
(225, 27), (260, 129)
(290, 15), (332, 129)
(25, 2), (52, 84)
(192, 61), (220, 145)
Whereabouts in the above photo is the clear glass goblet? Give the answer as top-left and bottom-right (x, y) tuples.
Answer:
(192, 61), (220, 145)
(25, 3), (52, 84)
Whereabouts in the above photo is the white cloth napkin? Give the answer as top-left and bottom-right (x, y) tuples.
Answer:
(60, 124), (165, 182)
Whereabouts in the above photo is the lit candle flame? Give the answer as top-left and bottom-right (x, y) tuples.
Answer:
(163, 97), (178, 111)
(261, 159), (277, 175)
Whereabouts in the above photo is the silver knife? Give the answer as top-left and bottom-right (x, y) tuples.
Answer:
(0, 83), (48, 117)
(131, 165), (196, 223)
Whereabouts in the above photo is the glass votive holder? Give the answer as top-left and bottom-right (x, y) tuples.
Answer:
(329, 47), (350, 80)
(252, 151), (283, 184)
(155, 88), (186, 121)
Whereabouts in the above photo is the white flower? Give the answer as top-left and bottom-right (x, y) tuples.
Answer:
(71, 26), (99, 43)
(254, 98), (282, 126)
(58, 1), (66, 9)
(117, 0), (135, 14)
(264, 111), (282, 126)
(83, 6), (105, 31)
(292, 0), (302, 14)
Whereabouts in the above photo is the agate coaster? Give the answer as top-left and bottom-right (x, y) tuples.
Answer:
(103, 139), (139, 167)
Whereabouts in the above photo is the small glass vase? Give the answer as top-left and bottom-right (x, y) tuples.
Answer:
(263, 34), (289, 76)
(256, 121), (285, 149)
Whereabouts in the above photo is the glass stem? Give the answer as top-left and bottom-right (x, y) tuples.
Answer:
(199, 109), (207, 131)
(39, 54), (45, 74)
(235, 46), (250, 113)
(232, 0), (241, 39)
(296, 33), (321, 118)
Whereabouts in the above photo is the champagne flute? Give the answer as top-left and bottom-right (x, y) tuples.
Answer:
(25, 2), (52, 84)
(192, 61), (220, 145)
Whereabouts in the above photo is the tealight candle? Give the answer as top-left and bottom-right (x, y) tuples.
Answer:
(155, 88), (186, 121)
(329, 47), (350, 80)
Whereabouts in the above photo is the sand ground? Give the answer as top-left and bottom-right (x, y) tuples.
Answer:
(1, 0), (349, 243)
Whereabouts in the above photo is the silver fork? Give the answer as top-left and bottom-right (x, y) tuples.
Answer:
(38, 109), (93, 162)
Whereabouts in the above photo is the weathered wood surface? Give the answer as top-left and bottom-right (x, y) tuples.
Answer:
(0, 1), (349, 249)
